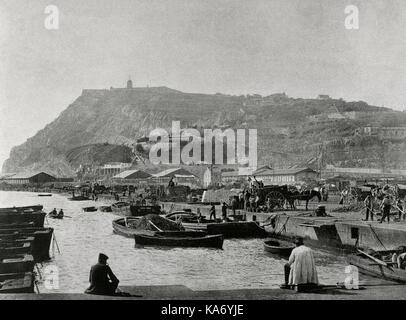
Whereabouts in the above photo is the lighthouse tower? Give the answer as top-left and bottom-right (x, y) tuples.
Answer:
(127, 77), (133, 89)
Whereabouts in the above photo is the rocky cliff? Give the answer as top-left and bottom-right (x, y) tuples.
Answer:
(3, 86), (406, 177)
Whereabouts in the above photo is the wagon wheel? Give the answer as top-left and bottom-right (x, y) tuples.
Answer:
(267, 191), (285, 210)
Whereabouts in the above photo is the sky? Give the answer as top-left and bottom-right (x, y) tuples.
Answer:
(1, 0), (406, 168)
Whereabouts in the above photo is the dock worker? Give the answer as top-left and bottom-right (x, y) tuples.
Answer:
(209, 205), (216, 221)
(380, 195), (392, 223)
(396, 199), (404, 221)
(363, 193), (374, 221)
(221, 202), (228, 222)
(281, 237), (319, 291)
(85, 253), (119, 296)
(168, 177), (175, 188)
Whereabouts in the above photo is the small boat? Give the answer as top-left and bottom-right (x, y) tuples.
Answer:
(99, 206), (112, 212)
(83, 206), (97, 212)
(130, 205), (162, 217)
(0, 272), (35, 293)
(348, 250), (406, 283)
(112, 217), (151, 238)
(68, 195), (90, 201)
(264, 239), (295, 256)
(165, 211), (266, 238)
(0, 205), (43, 213)
(0, 211), (46, 228)
(0, 254), (35, 274)
(0, 272), (34, 293)
(48, 214), (63, 220)
(0, 228), (53, 262)
(0, 241), (32, 256)
(111, 202), (131, 216)
(134, 233), (223, 249)
(38, 194), (52, 197)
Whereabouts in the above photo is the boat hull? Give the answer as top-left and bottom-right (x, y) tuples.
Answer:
(205, 222), (267, 238)
(0, 228), (53, 262)
(0, 211), (45, 228)
(112, 218), (153, 238)
(263, 239), (295, 256)
(0, 272), (35, 293)
(0, 242), (32, 256)
(0, 205), (43, 213)
(0, 254), (35, 274)
(134, 233), (224, 249)
(348, 253), (406, 283)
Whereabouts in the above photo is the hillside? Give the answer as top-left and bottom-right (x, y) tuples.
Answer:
(2, 86), (406, 177)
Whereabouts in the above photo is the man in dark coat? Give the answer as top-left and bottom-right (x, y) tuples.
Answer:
(85, 253), (119, 296)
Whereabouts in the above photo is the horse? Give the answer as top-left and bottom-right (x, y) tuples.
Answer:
(287, 189), (321, 211)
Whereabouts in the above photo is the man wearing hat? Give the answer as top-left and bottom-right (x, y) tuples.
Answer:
(85, 253), (120, 296)
(380, 195), (392, 223)
(281, 237), (318, 291)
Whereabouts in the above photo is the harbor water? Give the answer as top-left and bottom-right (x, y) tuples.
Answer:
(0, 191), (350, 293)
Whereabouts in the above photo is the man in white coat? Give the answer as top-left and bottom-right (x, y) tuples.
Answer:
(281, 237), (319, 290)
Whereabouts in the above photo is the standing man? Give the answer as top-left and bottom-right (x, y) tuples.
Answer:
(221, 202), (228, 222)
(85, 253), (119, 296)
(363, 193), (374, 221)
(396, 199), (404, 221)
(380, 195), (392, 223)
(209, 205), (216, 221)
(281, 237), (319, 291)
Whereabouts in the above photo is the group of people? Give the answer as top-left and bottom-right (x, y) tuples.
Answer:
(49, 208), (64, 218)
(364, 193), (404, 223)
(208, 202), (230, 222)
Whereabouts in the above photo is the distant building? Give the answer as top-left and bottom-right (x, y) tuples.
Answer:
(97, 162), (132, 177)
(151, 168), (198, 187)
(112, 169), (151, 184)
(317, 94), (331, 100)
(202, 166), (221, 187)
(255, 167), (318, 185)
(220, 167), (255, 184)
(0, 172), (57, 185)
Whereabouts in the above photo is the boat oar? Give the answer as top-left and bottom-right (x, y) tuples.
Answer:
(357, 249), (388, 267)
(147, 220), (163, 232)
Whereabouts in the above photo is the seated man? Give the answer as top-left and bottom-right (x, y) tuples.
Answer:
(50, 208), (57, 216)
(282, 237), (319, 291)
(85, 253), (119, 296)
(57, 209), (64, 218)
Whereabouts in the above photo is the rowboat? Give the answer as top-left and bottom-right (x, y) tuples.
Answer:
(165, 211), (266, 238)
(111, 202), (131, 216)
(0, 242), (32, 256)
(0, 211), (46, 228)
(0, 254), (35, 274)
(38, 194), (52, 197)
(0, 228), (53, 262)
(83, 206), (97, 212)
(0, 272), (35, 293)
(264, 239), (295, 256)
(130, 205), (162, 217)
(68, 195), (90, 201)
(0, 205), (43, 213)
(112, 217), (153, 238)
(99, 206), (112, 212)
(134, 233), (224, 249)
(348, 250), (406, 283)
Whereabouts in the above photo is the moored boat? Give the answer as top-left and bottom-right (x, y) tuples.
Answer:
(130, 205), (162, 217)
(134, 233), (223, 249)
(0, 211), (46, 228)
(112, 217), (153, 238)
(0, 254), (35, 274)
(0, 228), (53, 262)
(348, 250), (406, 283)
(99, 206), (112, 212)
(0, 241), (32, 256)
(68, 195), (90, 201)
(83, 206), (97, 212)
(0, 205), (43, 213)
(0, 272), (35, 293)
(38, 194), (52, 197)
(111, 202), (131, 216)
(264, 239), (295, 256)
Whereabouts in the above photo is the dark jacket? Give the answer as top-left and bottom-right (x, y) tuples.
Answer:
(85, 263), (119, 295)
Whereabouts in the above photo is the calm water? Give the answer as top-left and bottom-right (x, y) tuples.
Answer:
(0, 191), (349, 293)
